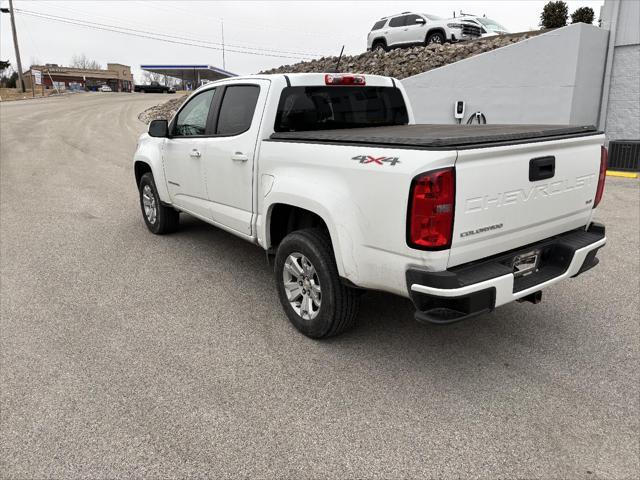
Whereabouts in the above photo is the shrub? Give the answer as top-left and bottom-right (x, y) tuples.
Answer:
(571, 6), (595, 24)
(540, 1), (569, 29)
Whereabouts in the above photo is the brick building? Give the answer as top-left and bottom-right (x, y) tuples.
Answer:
(23, 63), (134, 92)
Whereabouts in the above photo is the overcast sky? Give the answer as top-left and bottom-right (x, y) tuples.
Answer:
(1, 0), (605, 81)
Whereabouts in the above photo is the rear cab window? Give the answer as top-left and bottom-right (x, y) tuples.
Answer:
(274, 86), (409, 132)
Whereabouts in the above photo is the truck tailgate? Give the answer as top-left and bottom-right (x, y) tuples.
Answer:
(448, 135), (604, 268)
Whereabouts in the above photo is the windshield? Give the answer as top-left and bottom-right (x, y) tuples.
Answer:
(478, 18), (508, 31)
(274, 86), (408, 132)
(423, 14), (443, 20)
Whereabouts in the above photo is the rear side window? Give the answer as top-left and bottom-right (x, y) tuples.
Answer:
(216, 85), (260, 135)
(371, 20), (386, 30)
(274, 86), (409, 132)
(388, 16), (407, 27)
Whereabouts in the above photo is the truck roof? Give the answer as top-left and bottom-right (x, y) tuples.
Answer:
(196, 72), (397, 90)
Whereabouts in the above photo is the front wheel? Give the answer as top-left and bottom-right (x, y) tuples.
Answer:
(426, 32), (445, 44)
(138, 172), (179, 234)
(274, 228), (359, 338)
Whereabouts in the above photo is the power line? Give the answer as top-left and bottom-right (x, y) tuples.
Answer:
(35, 2), (333, 56)
(14, 8), (321, 58)
(14, 9), (322, 60)
(24, 7), (326, 57)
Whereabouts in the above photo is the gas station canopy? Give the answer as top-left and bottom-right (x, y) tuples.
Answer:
(140, 64), (237, 87)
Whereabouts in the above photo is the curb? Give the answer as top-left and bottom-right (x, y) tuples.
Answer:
(606, 170), (639, 179)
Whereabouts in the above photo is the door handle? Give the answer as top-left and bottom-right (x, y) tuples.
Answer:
(231, 152), (249, 162)
(529, 156), (555, 181)
(190, 148), (201, 158)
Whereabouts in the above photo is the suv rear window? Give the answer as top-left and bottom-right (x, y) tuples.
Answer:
(274, 86), (409, 132)
(371, 20), (386, 30)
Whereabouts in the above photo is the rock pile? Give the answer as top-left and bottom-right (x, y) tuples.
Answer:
(261, 32), (538, 79)
(138, 95), (188, 124)
(138, 33), (540, 124)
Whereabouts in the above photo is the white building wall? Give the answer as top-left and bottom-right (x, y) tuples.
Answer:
(601, 0), (640, 141)
(402, 24), (609, 126)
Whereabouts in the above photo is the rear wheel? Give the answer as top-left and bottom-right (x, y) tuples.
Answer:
(372, 41), (388, 52)
(138, 172), (179, 234)
(274, 228), (359, 338)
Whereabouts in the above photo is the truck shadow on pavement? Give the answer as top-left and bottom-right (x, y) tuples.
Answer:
(171, 215), (538, 365)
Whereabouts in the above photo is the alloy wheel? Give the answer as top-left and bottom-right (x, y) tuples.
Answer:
(142, 185), (157, 224)
(282, 252), (322, 320)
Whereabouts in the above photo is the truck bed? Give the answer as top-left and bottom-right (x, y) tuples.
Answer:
(269, 124), (599, 150)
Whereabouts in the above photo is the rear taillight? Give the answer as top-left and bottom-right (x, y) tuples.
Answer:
(407, 168), (455, 249)
(324, 74), (366, 86)
(594, 145), (607, 208)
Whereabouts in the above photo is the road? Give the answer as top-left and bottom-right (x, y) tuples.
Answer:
(1, 93), (638, 478)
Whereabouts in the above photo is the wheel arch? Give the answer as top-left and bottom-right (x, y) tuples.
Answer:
(371, 37), (388, 48)
(426, 27), (447, 42)
(133, 156), (171, 204)
(134, 160), (152, 187)
(263, 200), (352, 279)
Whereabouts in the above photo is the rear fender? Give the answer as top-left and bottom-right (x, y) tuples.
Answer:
(261, 179), (360, 280)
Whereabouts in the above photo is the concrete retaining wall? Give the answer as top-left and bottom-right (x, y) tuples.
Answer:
(402, 24), (609, 126)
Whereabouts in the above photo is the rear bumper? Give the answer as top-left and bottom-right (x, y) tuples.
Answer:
(407, 223), (606, 324)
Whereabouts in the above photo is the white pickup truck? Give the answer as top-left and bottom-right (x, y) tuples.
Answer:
(133, 73), (607, 338)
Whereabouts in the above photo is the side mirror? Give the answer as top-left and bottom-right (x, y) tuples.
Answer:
(149, 119), (169, 138)
(415, 18), (426, 24)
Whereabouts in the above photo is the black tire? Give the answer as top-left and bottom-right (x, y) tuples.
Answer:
(372, 41), (388, 52)
(274, 228), (359, 339)
(138, 172), (179, 234)
(426, 31), (445, 44)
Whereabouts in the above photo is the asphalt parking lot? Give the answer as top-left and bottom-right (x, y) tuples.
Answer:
(1, 93), (638, 478)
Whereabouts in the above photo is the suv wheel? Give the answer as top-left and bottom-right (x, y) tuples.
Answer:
(274, 228), (359, 338)
(372, 41), (388, 52)
(427, 31), (445, 44)
(138, 172), (179, 234)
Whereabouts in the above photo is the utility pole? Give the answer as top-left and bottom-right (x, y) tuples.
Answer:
(221, 19), (226, 70)
(1, 0), (26, 92)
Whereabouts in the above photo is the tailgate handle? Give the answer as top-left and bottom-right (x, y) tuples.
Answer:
(529, 156), (555, 182)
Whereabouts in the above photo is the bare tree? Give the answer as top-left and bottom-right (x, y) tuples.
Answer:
(70, 53), (102, 70)
(30, 56), (41, 67)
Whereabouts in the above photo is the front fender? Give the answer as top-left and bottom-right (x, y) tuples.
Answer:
(133, 134), (170, 204)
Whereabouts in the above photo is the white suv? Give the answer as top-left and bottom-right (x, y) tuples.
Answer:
(367, 12), (482, 52)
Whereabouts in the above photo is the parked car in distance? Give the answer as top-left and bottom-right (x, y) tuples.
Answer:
(99, 85), (112, 92)
(455, 15), (510, 36)
(367, 12), (482, 51)
(133, 72), (607, 339)
(134, 81), (175, 93)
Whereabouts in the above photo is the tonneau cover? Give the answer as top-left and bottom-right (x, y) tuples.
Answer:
(269, 124), (599, 150)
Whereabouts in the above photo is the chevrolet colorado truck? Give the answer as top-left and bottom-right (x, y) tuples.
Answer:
(133, 73), (607, 338)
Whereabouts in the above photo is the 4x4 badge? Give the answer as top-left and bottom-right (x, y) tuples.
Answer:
(352, 155), (400, 166)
